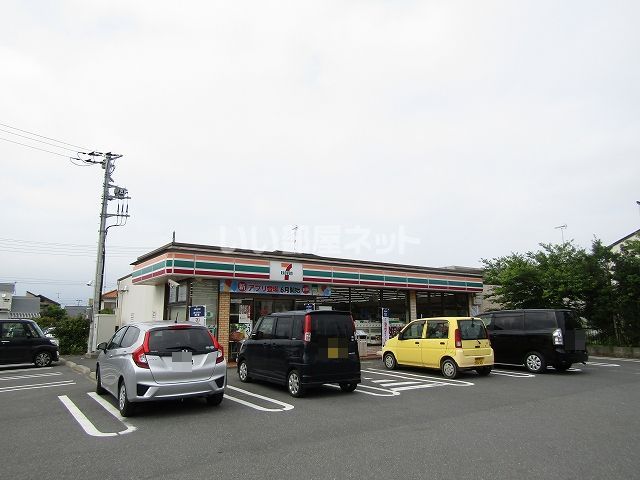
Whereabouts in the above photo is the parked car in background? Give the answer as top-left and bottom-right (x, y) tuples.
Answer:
(95, 321), (226, 416)
(0, 319), (59, 367)
(382, 317), (494, 378)
(237, 310), (361, 397)
(477, 309), (588, 373)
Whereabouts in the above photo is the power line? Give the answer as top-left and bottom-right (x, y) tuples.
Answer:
(0, 136), (82, 159)
(0, 237), (153, 251)
(0, 127), (84, 154)
(0, 121), (90, 151)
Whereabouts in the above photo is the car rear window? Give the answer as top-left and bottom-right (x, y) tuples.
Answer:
(458, 319), (488, 340)
(148, 327), (216, 355)
(311, 314), (354, 339)
(557, 311), (583, 330)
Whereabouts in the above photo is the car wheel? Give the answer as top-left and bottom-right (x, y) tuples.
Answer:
(441, 358), (459, 379)
(238, 359), (251, 383)
(34, 351), (52, 367)
(95, 366), (107, 395)
(476, 366), (492, 376)
(206, 392), (223, 406)
(118, 380), (135, 417)
(287, 369), (304, 398)
(383, 352), (397, 370)
(525, 352), (546, 373)
(339, 382), (358, 393)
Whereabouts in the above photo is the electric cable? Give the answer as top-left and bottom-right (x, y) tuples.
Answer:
(0, 121), (90, 151)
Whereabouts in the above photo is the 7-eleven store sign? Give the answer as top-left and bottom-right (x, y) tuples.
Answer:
(270, 261), (303, 282)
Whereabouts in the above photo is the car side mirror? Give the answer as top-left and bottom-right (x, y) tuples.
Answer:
(97, 342), (107, 351)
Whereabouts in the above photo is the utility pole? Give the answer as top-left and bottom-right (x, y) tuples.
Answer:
(86, 152), (130, 353)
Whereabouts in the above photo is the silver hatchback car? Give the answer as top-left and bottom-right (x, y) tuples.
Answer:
(95, 322), (226, 416)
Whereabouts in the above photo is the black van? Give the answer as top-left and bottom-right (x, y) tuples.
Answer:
(477, 309), (588, 373)
(0, 319), (59, 367)
(236, 310), (361, 397)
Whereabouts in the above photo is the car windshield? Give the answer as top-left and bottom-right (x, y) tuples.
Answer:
(148, 327), (216, 354)
(458, 319), (488, 340)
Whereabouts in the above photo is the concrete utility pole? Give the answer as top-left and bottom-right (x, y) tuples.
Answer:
(87, 152), (129, 353)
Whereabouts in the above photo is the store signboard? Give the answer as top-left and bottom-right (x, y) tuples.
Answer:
(189, 305), (206, 326)
(220, 279), (331, 297)
(269, 261), (303, 282)
(381, 307), (390, 346)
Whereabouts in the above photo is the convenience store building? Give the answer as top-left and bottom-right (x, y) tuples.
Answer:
(116, 242), (483, 359)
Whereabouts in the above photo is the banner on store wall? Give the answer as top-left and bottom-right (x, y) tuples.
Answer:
(220, 279), (331, 297)
(381, 307), (390, 346)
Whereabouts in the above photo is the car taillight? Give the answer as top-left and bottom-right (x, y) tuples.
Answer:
(455, 328), (462, 348)
(208, 330), (225, 364)
(132, 331), (150, 369)
(304, 314), (312, 343)
(552, 328), (563, 346)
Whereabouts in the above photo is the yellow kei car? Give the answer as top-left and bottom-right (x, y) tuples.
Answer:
(382, 317), (494, 378)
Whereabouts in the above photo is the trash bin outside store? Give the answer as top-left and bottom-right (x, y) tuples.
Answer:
(356, 330), (368, 357)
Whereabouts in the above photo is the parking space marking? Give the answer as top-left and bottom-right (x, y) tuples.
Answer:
(58, 395), (117, 437)
(0, 372), (63, 382)
(58, 393), (137, 437)
(363, 368), (475, 387)
(589, 357), (640, 363)
(0, 367), (53, 375)
(586, 362), (620, 367)
(225, 385), (294, 412)
(324, 383), (401, 396)
(0, 380), (75, 393)
(491, 370), (535, 378)
(87, 393), (137, 434)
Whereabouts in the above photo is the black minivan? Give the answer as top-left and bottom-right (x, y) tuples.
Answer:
(477, 309), (588, 373)
(0, 319), (59, 367)
(236, 310), (361, 397)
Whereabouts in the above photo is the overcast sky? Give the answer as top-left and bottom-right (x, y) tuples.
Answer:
(1, 1), (639, 306)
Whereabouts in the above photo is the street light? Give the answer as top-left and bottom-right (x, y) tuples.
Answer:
(554, 224), (567, 244)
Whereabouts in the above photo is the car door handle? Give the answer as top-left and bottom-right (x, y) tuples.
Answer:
(414, 341), (420, 345)
(440, 342), (445, 345)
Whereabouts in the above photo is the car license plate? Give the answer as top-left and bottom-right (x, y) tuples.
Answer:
(474, 358), (483, 365)
(172, 351), (193, 372)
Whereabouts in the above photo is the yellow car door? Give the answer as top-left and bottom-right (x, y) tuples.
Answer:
(421, 319), (450, 367)
(394, 320), (426, 366)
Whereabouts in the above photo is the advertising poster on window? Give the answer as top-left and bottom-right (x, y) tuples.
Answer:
(188, 305), (206, 326)
(381, 307), (390, 346)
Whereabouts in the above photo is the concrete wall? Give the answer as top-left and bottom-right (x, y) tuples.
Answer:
(116, 276), (165, 326)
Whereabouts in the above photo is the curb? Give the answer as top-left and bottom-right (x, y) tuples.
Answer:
(60, 357), (96, 381)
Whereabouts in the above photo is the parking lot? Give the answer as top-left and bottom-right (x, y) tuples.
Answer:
(2, 357), (639, 479)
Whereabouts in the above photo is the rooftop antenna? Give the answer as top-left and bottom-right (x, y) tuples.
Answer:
(172, 231), (176, 243)
(292, 225), (298, 252)
(554, 224), (567, 244)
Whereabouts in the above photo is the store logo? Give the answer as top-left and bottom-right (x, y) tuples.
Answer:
(280, 263), (293, 280)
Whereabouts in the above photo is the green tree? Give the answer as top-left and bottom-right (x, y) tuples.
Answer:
(55, 316), (90, 355)
(612, 240), (640, 345)
(38, 304), (68, 330)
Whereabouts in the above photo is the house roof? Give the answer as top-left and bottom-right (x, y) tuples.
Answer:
(608, 227), (640, 249)
(102, 289), (118, 299)
(26, 291), (60, 306)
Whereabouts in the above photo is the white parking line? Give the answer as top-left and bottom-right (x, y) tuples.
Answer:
(225, 385), (294, 412)
(87, 392), (137, 435)
(0, 367), (53, 375)
(363, 368), (475, 387)
(323, 383), (400, 397)
(58, 393), (137, 437)
(59, 395), (117, 437)
(586, 362), (620, 367)
(589, 357), (640, 363)
(0, 372), (63, 381)
(0, 380), (75, 393)
(491, 370), (535, 378)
